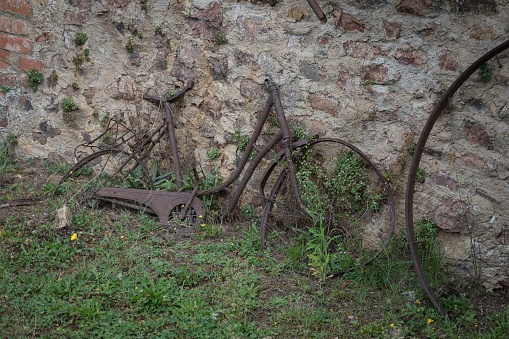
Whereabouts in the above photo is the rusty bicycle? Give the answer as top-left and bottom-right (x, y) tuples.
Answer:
(57, 78), (395, 273)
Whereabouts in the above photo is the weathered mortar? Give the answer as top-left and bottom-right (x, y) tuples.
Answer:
(1, 0), (508, 289)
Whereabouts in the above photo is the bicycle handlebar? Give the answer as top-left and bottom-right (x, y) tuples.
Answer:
(142, 81), (194, 107)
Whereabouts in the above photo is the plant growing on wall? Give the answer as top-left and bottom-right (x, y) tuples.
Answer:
(27, 68), (43, 92)
(60, 97), (79, 123)
(478, 63), (492, 82)
(215, 32), (228, 45)
(74, 33), (88, 47)
(126, 39), (134, 53)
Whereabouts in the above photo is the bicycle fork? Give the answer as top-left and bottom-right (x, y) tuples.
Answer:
(268, 84), (306, 212)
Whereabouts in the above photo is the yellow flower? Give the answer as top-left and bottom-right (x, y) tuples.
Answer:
(390, 323), (395, 328)
(427, 318), (434, 325)
(69, 171), (73, 174)
(120, 235), (124, 239)
(70, 233), (78, 241)
(201, 223), (206, 227)
(415, 299), (421, 304)
(199, 215), (203, 219)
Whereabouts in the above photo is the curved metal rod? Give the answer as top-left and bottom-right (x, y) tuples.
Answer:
(405, 39), (509, 316)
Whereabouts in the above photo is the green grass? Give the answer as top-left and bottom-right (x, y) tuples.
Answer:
(1, 156), (509, 338)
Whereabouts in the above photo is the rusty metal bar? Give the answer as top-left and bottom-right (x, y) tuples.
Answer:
(269, 84), (305, 212)
(226, 130), (283, 214)
(305, 0), (326, 22)
(405, 39), (509, 316)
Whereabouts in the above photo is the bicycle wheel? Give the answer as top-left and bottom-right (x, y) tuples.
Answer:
(55, 149), (153, 209)
(260, 138), (395, 274)
(406, 40), (509, 308)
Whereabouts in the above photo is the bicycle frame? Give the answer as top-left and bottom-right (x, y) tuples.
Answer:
(196, 80), (306, 217)
(91, 79), (308, 225)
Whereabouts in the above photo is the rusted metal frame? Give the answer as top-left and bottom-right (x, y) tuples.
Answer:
(259, 165), (287, 249)
(143, 83), (194, 190)
(197, 94), (276, 196)
(56, 149), (153, 192)
(73, 117), (136, 159)
(58, 149), (119, 186)
(163, 101), (184, 189)
(305, 0), (326, 22)
(111, 125), (167, 186)
(258, 138), (311, 198)
(405, 39), (509, 316)
(95, 187), (206, 226)
(225, 131), (284, 215)
(269, 84), (305, 212)
(178, 185), (201, 219)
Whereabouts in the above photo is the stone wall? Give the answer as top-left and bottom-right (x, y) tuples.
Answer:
(1, 0), (508, 289)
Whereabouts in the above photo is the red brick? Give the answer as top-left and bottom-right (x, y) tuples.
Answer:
(308, 93), (337, 116)
(343, 41), (384, 59)
(0, 15), (30, 35)
(0, 73), (17, 87)
(0, 60), (10, 69)
(0, 0), (33, 17)
(18, 56), (44, 72)
(0, 49), (10, 61)
(335, 9), (365, 32)
(0, 33), (33, 53)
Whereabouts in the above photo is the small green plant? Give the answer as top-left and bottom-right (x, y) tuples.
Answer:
(416, 167), (426, 183)
(478, 63), (492, 82)
(60, 97), (78, 112)
(140, 0), (148, 11)
(154, 26), (163, 35)
(74, 33), (88, 46)
(206, 148), (221, 161)
(267, 114), (280, 127)
(0, 85), (10, 93)
(215, 32), (228, 45)
(6, 132), (17, 146)
(291, 124), (314, 141)
(92, 110), (99, 119)
(27, 68), (43, 92)
(129, 26), (143, 39)
(73, 54), (84, 67)
(83, 48), (91, 62)
(414, 217), (445, 286)
(240, 204), (256, 219)
(60, 97), (78, 123)
(407, 144), (416, 155)
(100, 114), (110, 127)
(126, 39), (134, 53)
(71, 82), (79, 90)
(415, 218), (437, 245)
(1, 132), (18, 171)
(233, 132), (257, 160)
(382, 167), (397, 193)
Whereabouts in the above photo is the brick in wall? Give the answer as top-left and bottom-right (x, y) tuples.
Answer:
(0, 0), (33, 17)
(0, 15), (30, 36)
(0, 34), (33, 54)
(18, 56), (44, 72)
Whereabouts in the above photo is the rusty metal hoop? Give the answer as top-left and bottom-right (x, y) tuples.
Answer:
(260, 137), (396, 274)
(405, 39), (509, 316)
